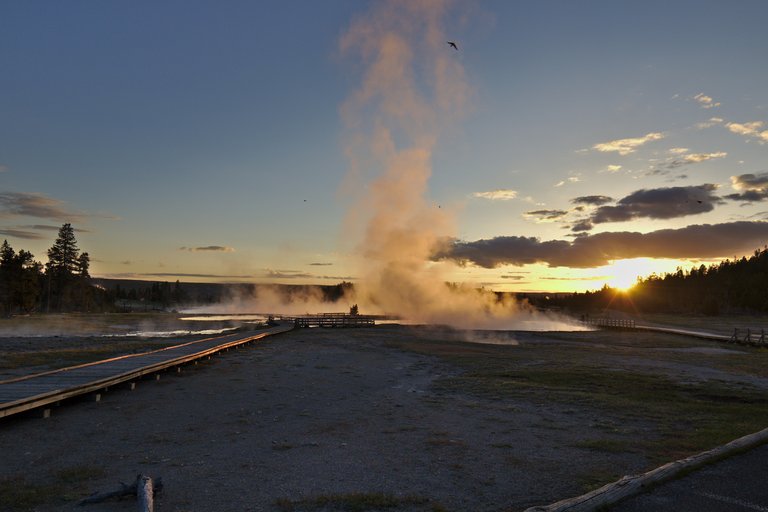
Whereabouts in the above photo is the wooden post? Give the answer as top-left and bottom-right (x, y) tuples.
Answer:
(137, 474), (153, 512)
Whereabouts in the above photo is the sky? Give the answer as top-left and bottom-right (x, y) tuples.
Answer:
(2, 0), (768, 293)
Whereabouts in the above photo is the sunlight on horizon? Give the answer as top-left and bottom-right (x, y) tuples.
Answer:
(600, 257), (685, 291)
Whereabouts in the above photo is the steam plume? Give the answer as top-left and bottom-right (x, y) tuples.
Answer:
(340, 1), (580, 330)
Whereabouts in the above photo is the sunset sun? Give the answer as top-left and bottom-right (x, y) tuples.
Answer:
(603, 258), (671, 291)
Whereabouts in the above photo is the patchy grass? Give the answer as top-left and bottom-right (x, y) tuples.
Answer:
(573, 438), (637, 454)
(575, 467), (624, 494)
(274, 492), (439, 511)
(0, 465), (106, 510)
(388, 328), (768, 464)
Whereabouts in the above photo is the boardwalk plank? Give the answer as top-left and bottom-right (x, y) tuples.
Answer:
(0, 326), (292, 418)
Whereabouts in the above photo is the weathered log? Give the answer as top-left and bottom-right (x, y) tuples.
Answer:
(78, 474), (162, 507)
(523, 426), (768, 512)
(137, 474), (154, 512)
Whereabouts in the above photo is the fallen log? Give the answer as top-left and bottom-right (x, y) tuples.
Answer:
(137, 474), (154, 512)
(78, 474), (162, 509)
(523, 426), (768, 512)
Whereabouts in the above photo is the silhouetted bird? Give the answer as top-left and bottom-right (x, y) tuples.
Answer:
(447, 41), (458, 50)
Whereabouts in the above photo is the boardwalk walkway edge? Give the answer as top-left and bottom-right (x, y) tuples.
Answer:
(0, 325), (292, 419)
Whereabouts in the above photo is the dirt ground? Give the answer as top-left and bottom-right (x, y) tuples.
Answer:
(1, 325), (767, 512)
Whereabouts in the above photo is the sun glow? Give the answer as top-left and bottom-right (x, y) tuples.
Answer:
(601, 257), (675, 291)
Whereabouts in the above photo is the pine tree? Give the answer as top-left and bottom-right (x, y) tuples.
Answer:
(47, 223), (80, 276)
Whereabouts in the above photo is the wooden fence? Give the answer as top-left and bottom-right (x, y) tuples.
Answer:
(729, 328), (767, 345)
(290, 313), (376, 328)
(581, 317), (636, 329)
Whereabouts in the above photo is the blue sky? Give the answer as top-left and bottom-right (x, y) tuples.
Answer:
(2, 0), (768, 292)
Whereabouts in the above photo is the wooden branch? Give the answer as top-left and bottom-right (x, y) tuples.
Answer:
(78, 474), (162, 507)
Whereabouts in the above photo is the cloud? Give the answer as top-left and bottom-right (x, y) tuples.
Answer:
(724, 172), (768, 203)
(0, 228), (47, 240)
(657, 151), (727, 171)
(179, 245), (236, 253)
(0, 165), (8, 173)
(262, 269), (355, 280)
(102, 272), (254, 279)
(524, 209), (569, 222)
(22, 224), (91, 233)
(0, 192), (86, 221)
(264, 270), (313, 279)
(473, 189), (518, 200)
(0, 223), (92, 241)
(604, 164), (622, 173)
(554, 177), (580, 187)
(309, 262), (334, 266)
(571, 195), (614, 206)
(726, 121), (768, 143)
(570, 219), (594, 232)
(694, 93), (720, 109)
(731, 172), (768, 191)
(541, 275), (611, 281)
(589, 184), (721, 226)
(438, 221), (768, 268)
(695, 117), (723, 129)
(500, 274), (527, 280)
(592, 132), (664, 155)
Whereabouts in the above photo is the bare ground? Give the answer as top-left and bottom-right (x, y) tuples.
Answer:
(2, 325), (768, 511)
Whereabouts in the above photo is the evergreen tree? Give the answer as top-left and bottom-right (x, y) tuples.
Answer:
(45, 223), (95, 312)
(77, 252), (90, 278)
(0, 240), (43, 314)
(47, 223), (80, 276)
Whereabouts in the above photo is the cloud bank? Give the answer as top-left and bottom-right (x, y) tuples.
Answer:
(179, 246), (236, 253)
(439, 221), (768, 269)
(0, 192), (85, 221)
(725, 172), (768, 203)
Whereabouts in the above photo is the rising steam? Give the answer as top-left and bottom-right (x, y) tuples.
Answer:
(339, 0), (582, 330)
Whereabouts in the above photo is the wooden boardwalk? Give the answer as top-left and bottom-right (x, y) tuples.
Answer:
(0, 325), (292, 419)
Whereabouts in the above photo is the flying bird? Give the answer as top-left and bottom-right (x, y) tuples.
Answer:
(447, 41), (458, 50)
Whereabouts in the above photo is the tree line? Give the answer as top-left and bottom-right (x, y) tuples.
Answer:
(0, 223), (110, 315)
(539, 247), (768, 315)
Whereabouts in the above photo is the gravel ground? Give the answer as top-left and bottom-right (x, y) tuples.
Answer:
(0, 325), (754, 512)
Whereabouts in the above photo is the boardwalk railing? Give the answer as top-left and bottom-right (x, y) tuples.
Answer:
(288, 313), (376, 328)
(581, 317), (636, 329)
(729, 328), (767, 345)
